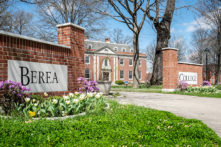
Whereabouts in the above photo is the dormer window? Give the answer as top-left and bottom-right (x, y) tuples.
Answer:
(130, 49), (134, 53)
(114, 47), (118, 51)
(122, 48), (126, 52)
(88, 44), (92, 49)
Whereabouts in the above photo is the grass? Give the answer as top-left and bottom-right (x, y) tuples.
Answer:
(112, 85), (221, 98)
(0, 100), (221, 146)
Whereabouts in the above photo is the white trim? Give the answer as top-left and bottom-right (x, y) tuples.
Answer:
(85, 40), (130, 46)
(162, 47), (179, 51)
(93, 55), (96, 80)
(0, 30), (70, 49)
(162, 89), (176, 92)
(178, 62), (203, 66)
(56, 23), (85, 30)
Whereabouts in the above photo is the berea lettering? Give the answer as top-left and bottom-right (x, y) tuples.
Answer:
(19, 66), (59, 86)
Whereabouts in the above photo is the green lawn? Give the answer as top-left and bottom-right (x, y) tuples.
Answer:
(0, 100), (220, 146)
(112, 85), (221, 98)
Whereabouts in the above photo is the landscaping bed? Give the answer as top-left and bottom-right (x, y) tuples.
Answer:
(0, 101), (221, 146)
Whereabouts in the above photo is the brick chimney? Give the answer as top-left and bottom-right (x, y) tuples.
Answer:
(105, 38), (110, 43)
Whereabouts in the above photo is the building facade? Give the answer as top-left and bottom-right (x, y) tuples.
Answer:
(84, 38), (147, 84)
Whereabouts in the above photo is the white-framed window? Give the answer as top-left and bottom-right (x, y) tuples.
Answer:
(138, 70), (141, 79)
(120, 70), (124, 79)
(120, 58), (124, 65)
(130, 49), (134, 53)
(114, 47), (118, 51)
(129, 71), (133, 79)
(122, 48), (126, 52)
(88, 44), (92, 49)
(85, 69), (90, 79)
(85, 56), (90, 64)
(129, 59), (133, 66)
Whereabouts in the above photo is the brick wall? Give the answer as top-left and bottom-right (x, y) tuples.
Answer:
(162, 48), (203, 91)
(0, 23), (85, 103)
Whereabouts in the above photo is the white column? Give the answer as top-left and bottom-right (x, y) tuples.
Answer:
(93, 55), (96, 80)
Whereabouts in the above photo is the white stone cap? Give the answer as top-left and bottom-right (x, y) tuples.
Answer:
(162, 89), (176, 92)
(56, 23), (85, 31)
(0, 30), (71, 49)
(178, 62), (203, 66)
(162, 47), (179, 51)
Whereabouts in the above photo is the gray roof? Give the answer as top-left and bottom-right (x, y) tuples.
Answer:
(84, 40), (132, 52)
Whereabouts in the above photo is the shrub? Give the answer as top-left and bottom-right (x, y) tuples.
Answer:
(178, 81), (189, 90)
(139, 83), (147, 88)
(22, 92), (105, 118)
(186, 86), (216, 94)
(203, 81), (211, 86)
(77, 77), (99, 93)
(0, 80), (30, 114)
(115, 80), (124, 85)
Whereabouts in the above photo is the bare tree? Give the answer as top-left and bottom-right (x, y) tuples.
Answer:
(107, 0), (152, 88)
(146, 41), (156, 64)
(36, 0), (108, 41)
(195, 0), (221, 84)
(169, 36), (188, 61)
(0, 0), (12, 31)
(144, 0), (176, 85)
(109, 28), (132, 45)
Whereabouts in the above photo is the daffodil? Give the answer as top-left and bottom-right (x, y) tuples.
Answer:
(74, 92), (80, 96)
(34, 103), (38, 107)
(73, 99), (79, 104)
(65, 100), (70, 105)
(80, 94), (86, 100)
(63, 95), (69, 100)
(69, 93), (74, 97)
(52, 99), (58, 104)
(29, 111), (36, 117)
(95, 93), (101, 99)
(44, 92), (48, 97)
(87, 92), (93, 98)
(32, 99), (36, 103)
(25, 97), (30, 103)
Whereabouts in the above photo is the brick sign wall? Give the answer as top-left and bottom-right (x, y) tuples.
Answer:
(162, 48), (203, 92)
(0, 23), (85, 103)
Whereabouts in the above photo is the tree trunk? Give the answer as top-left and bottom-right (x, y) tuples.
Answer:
(150, 23), (171, 85)
(215, 22), (221, 84)
(133, 32), (140, 88)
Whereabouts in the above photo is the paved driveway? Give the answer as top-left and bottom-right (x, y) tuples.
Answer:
(115, 92), (221, 137)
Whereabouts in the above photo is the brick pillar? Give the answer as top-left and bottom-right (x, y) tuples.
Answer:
(57, 23), (85, 91)
(162, 47), (179, 92)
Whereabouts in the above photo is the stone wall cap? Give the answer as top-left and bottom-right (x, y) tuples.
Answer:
(56, 23), (85, 30)
(178, 62), (203, 66)
(162, 47), (179, 51)
(0, 30), (71, 49)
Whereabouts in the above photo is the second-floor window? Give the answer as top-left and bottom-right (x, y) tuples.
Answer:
(85, 56), (90, 64)
(120, 59), (124, 65)
(129, 59), (133, 65)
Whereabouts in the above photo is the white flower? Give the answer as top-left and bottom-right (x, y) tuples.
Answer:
(73, 99), (79, 104)
(93, 92), (97, 96)
(79, 94), (86, 100)
(63, 95), (69, 100)
(74, 92), (80, 95)
(95, 93), (101, 99)
(25, 97), (30, 103)
(65, 100), (70, 105)
(32, 99), (36, 102)
(34, 103), (38, 107)
(52, 99), (58, 104)
(87, 92), (93, 98)
(44, 92), (48, 97)
(69, 93), (74, 97)
(37, 111), (40, 115)
(99, 92), (103, 96)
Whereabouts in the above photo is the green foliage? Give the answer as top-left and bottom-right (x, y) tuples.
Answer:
(0, 101), (220, 146)
(186, 86), (216, 94)
(21, 92), (105, 118)
(139, 83), (147, 88)
(215, 85), (221, 90)
(115, 80), (125, 85)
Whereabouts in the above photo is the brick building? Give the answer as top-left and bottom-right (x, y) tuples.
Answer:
(84, 38), (147, 84)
